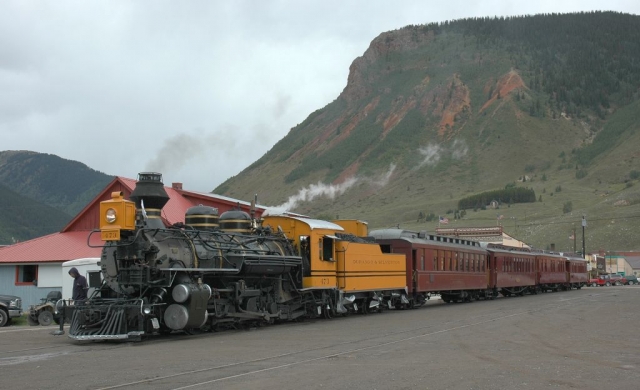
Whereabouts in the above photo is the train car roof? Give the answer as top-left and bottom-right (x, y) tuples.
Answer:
(481, 243), (537, 256)
(561, 252), (588, 261)
(369, 228), (483, 250)
(266, 215), (345, 231)
(482, 242), (568, 258)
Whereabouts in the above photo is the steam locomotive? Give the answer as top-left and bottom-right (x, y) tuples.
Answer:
(61, 173), (587, 341)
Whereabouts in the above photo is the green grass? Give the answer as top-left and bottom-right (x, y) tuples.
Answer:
(10, 315), (28, 327)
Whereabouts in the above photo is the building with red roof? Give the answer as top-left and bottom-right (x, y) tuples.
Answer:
(0, 176), (266, 309)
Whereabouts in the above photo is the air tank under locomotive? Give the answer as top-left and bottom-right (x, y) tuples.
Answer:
(66, 173), (303, 340)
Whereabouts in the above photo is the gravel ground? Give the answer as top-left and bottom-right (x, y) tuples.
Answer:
(0, 286), (638, 390)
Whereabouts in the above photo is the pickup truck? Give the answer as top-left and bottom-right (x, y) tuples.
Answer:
(0, 294), (23, 326)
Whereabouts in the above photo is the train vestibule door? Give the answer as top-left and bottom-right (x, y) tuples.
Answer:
(412, 249), (417, 293)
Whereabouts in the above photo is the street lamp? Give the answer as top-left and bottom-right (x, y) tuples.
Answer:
(581, 215), (586, 259)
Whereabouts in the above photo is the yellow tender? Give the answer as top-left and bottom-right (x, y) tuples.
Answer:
(262, 215), (406, 292)
(335, 239), (406, 292)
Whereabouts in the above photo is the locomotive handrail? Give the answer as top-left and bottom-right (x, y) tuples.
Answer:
(87, 228), (147, 248)
(166, 267), (242, 273)
(226, 253), (303, 265)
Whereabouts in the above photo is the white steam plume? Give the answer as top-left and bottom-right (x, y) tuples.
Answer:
(270, 163), (396, 213)
(276, 176), (359, 211)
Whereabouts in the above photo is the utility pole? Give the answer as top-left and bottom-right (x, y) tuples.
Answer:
(573, 227), (576, 253)
(581, 215), (587, 259)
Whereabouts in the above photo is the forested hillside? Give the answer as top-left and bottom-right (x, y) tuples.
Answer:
(0, 183), (71, 244)
(0, 151), (113, 215)
(216, 12), (640, 251)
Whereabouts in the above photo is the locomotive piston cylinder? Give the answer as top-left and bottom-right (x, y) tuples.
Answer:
(172, 284), (191, 303)
(163, 283), (210, 330)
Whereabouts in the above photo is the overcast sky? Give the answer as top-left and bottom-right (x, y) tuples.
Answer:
(1, 1), (638, 192)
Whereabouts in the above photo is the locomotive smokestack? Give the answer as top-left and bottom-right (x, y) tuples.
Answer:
(130, 173), (170, 228)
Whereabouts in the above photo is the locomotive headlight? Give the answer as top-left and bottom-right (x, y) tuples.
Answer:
(105, 208), (117, 224)
(143, 306), (152, 315)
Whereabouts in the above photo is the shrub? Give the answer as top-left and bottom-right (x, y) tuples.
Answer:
(576, 169), (588, 179)
(563, 201), (573, 214)
(457, 187), (536, 210)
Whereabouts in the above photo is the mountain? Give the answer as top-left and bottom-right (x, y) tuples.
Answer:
(215, 12), (640, 252)
(0, 182), (72, 245)
(0, 151), (113, 216)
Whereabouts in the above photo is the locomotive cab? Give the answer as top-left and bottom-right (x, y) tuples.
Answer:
(262, 215), (343, 289)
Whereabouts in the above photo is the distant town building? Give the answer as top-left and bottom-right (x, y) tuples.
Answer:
(435, 226), (529, 248)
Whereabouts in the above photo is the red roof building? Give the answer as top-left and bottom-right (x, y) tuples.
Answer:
(0, 176), (266, 308)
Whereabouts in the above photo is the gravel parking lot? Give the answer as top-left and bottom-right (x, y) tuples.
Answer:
(1, 286), (638, 390)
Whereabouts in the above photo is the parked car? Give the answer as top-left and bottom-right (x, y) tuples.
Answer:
(599, 274), (627, 286)
(588, 276), (604, 287)
(0, 294), (23, 327)
(625, 275), (638, 285)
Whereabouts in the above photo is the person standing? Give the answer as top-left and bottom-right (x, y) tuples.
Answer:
(68, 267), (88, 302)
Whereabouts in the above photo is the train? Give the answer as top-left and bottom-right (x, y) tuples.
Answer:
(59, 173), (587, 341)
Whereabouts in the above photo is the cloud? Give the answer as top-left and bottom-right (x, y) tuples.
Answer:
(273, 94), (292, 120)
(451, 139), (469, 160)
(370, 163), (396, 187)
(1, 1), (638, 192)
(418, 144), (443, 167)
(417, 139), (468, 167)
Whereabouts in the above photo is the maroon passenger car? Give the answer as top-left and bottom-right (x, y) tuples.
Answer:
(565, 254), (588, 289)
(535, 251), (568, 292)
(370, 229), (489, 305)
(484, 244), (537, 296)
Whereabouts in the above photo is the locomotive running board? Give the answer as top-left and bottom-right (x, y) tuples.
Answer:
(68, 331), (145, 341)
